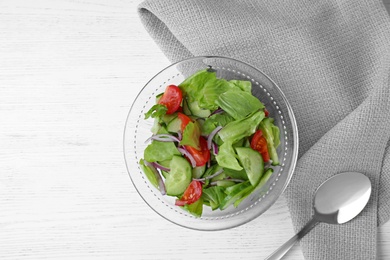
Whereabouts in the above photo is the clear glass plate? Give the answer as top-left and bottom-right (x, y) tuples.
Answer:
(123, 56), (298, 231)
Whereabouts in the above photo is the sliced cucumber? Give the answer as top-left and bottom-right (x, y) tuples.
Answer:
(253, 168), (273, 193)
(165, 156), (192, 196)
(235, 147), (264, 186)
(188, 101), (211, 118)
(233, 168), (274, 207)
(259, 118), (280, 166)
(166, 116), (181, 133)
(182, 97), (192, 115)
(161, 112), (178, 124)
(220, 181), (252, 210)
(192, 165), (206, 179)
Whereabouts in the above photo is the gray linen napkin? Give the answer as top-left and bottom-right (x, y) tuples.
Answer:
(138, 0), (390, 259)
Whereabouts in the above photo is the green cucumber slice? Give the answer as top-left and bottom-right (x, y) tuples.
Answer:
(235, 147), (264, 186)
(165, 156), (192, 196)
(182, 97), (192, 115)
(166, 116), (181, 133)
(192, 165), (206, 179)
(220, 181), (252, 210)
(188, 101), (211, 118)
(233, 168), (274, 207)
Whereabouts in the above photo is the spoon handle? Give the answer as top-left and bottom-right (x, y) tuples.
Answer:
(264, 217), (318, 260)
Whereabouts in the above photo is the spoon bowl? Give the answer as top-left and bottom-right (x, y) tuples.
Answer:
(265, 171), (372, 260)
(314, 171), (371, 224)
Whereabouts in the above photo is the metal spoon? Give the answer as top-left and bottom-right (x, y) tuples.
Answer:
(265, 171), (371, 260)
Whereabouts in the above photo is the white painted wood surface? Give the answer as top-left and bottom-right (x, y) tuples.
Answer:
(1, 0), (390, 259)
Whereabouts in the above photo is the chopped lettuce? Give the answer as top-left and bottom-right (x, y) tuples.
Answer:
(201, 112), (234, 135)
(183, 197), (204, 217)
(215, 90), (264, 120)
(144, 104), (167, 119)
(202, 186), (227, 210)
(215, 141), (242, 171)
(229, 80), (252, 93)
(180, 121), (201, 149)
(144, 140), (181, 162)
(218, 110), (265, 144)
(259, 118), (280, 165)
(139, 159), (159, 188)
(179, 69), (215, 104)
(179, 69), (258, 111)
(198, 77), (232, 110)
(223, 168), (249, 180)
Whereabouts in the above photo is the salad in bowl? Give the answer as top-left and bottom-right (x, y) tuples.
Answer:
(124, 56), (298, 230)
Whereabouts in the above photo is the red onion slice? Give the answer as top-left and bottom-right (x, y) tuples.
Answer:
(145, 134), (180, 143)
(207, 126), (222, 150)
(194, 169), (224, 182)
(227, 178), (245, 183)
(212, 142), (219, 155)
(209, 108), (224, 117)
(209, 178), (245, 186)
(151, 162), (170, 172)
(177, 147), (197, 168)
(144, 161), (166, 195)
(175, 200), (187, 206)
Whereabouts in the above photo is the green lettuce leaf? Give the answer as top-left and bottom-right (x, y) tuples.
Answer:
(218, 110), (265, 144)
(144, 140), (180, 162)
(198, 77), (232, 110)
(179, 69), (214, 103)
(215, 90), (264, 120)
(183, 197), (204, 217)
(201, 112), (234, 135)
(180, 121), (201, 149)
(139, 159), (159, 188)
(223, 168), (249, 181)
(228, 80), (252, 93)
(179, 69), (255, 111)
(202, 186), (227, 210)
(144, 104), (168, 119)
(215, 141), (243, 171)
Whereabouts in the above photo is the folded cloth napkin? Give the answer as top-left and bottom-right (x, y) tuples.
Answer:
(138, 0), (390, 259)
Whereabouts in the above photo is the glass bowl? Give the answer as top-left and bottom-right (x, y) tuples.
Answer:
(124, 56), (298, 231)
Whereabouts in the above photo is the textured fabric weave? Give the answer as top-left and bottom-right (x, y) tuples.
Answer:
(138, 1), (390, 259)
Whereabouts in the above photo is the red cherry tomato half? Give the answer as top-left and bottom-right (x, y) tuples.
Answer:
(185, 136), (210, 167)
(175, 180), (203, 206)
(250, 130), (270, 162)
(264, 108), (269, 117)
(177, 112), (192, 132)
(158, 85), (182, 114)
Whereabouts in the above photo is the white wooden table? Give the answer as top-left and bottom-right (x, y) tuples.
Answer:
(1, 1), (390, 259)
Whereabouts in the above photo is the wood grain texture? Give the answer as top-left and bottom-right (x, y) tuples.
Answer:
(1, 0), (389, 259)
